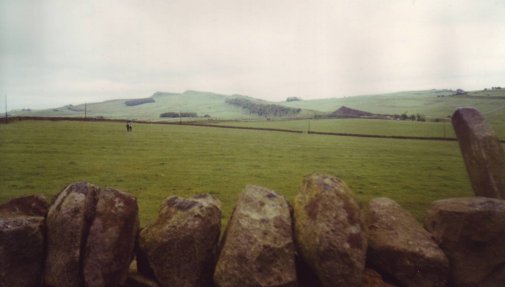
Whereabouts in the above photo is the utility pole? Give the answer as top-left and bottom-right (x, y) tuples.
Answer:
(84, 103), (87, 120)
(4, 94), (7, 124)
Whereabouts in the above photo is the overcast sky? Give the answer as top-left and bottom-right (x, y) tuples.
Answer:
(1, 0), (505, 110)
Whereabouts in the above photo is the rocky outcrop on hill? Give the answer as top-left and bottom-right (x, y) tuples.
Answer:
(452, 107), (505, 199)
(366, 197), (449, 287)
(214, 185), (297, 287)
(138, 194), (221, 287)
(293, 173), (367, 287)
(425, 197), (505, 287)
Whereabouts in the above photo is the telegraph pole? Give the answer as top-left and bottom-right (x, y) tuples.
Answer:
(4, 94), (7, 124)
(84, 103), (87, 120)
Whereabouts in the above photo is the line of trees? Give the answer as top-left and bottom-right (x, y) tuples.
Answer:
(160, 112), (198, 118)
(225, 98), (301, 117)
(286, 97), (302, 102)
(393, 113), (426, 122)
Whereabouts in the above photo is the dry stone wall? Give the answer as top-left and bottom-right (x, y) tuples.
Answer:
(1, 107), (505, 287)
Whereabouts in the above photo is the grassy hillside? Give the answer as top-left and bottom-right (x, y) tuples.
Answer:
(0, 120), (473, 226)
(11, 91), (256, 121)
(10, 88), (505, 130)
(282, 89), (505, 126)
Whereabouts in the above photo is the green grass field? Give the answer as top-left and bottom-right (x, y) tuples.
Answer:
(0, 120), (474, 226)
(210, 118), (460, 138)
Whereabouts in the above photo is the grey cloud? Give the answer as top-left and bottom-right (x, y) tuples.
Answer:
(1, 0), (504, 110)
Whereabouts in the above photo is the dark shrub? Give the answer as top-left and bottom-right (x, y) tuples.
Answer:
(125, 98), (155, 106)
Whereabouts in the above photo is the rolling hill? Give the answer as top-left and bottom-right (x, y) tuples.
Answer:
(284, 89), (505, 126)
(9, 88), (505, 127)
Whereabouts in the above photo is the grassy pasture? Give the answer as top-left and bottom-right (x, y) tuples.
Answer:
(210, 118), (459, 138)
(0, 120), (473, 226)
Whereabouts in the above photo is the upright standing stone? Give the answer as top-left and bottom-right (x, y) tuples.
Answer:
(0, 195), (47, 287)
(452, 107), (505, 199)
(366, 198), (449, 287)
(83, 188), (139, 287)
(293, 173), (367, 287)
(425, 197), (505, 286)
(138, 194), (221, 287)
(214, 186), (297, 287)
(45, 182), (98, 287)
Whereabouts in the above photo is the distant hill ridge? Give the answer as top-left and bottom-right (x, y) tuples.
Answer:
(9, 88), (505, 126)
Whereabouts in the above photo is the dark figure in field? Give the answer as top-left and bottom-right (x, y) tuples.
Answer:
(126, 121), (133, 132)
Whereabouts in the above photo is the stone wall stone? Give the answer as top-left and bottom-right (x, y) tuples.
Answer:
(425, 197), (505, 287)
(45, 182), (98, 287)
(138, 194), (221, 287)
(366, 197), (449, 287)
(0, 216), (45, 287)
(83, 188), (139, 287)
(45, 182), (139, 287)
(214, 185), (297, 287)
(293, 173), (367, 287)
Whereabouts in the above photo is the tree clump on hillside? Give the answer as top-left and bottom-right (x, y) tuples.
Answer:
(225, 97), (301, 117)
(394, 112), (426, 122)
(286, 97), (302, 102)
(160, 112), (198, 118)
(66, 105), (83, 112)
(125, 98), (155, 106)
